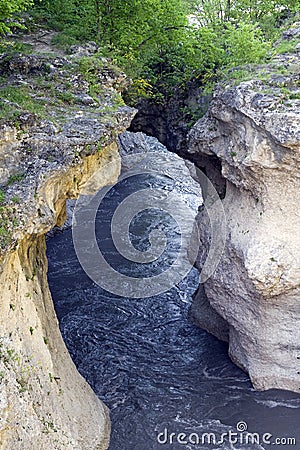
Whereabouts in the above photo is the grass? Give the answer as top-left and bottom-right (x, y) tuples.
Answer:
(0, 227), (10, 238)
(288, 92), (300, 100)
(275, 38), (299, 55)
(12, 196), (20, 204)
(0, 62), (75, 121)
(51, 32), (79, 51)
(0, 85), (47, 120)
(0, 342), (18, 365)
(8, 173), (25, 185)
(0, 40), (33, 56)
(0, 221), (13, 248)
(0, 86), (32, 107)
(0, 39), (133, 257)
(0, 45), (129, 126)
(0, 59), (124, 128)
(0, 195), (19, 249)
(202, 31), (300, 93)
(206, 51), (300, 99)
(78, 54), (125, 98)
(0, 191), (5, 205)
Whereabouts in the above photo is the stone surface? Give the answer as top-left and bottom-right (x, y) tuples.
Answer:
(128, 83), (211, 154)
(0, 47), (136, 449)
(186, 36), (300, 392)
(190, 285), (229, 342)
(281, 21), (300, 40)
(69, 41), (99, 57)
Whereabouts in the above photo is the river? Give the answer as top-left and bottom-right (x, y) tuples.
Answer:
(47, 132), (300, 450)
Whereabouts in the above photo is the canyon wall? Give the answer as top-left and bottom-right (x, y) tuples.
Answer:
(187, 33), (300, 392)
(0, 47), (135, 449)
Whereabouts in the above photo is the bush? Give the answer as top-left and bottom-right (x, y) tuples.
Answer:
(23, 0), (298, 104)
(222, 22), (271, 67)
(0, 0), (33, 34)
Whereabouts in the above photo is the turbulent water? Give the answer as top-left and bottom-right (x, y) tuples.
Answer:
(47, 133), (300, 450)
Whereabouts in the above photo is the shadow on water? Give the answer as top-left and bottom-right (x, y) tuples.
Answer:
(47, 167), (300, 450)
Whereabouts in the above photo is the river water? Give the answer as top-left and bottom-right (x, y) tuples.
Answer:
(47, 133), (300, 450)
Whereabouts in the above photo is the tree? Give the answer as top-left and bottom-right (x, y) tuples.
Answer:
(33, 0), (297, 101)
(185, 0), (299, 34)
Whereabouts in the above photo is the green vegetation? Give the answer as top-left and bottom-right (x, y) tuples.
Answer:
(0, 190), (5, 205)
(12, 196), (20, 204)
(0, 52), (127, 126)
(0, 84), (46, 120)
(289, 92), (300, 99)
(185, 0), (299, 39)
(0, 198), (16, 248)
(23, 0), (297, 103)
(0, 341), (19, 365)
(275, 38), (299, 54)
(16, 375), (28, 393)
(42, 420), (58, 434)
(0, 40), (32, 55)
(0, 0), (298, 106)
(8, 173), (25, 185)
(0, 0), (33, 34)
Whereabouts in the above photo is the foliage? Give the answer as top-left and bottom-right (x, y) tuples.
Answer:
(2, 0), (298, 104)
(7, 173), (25, 185)
(0, 84), (46, 120)
(221, 22), (271, 67)
(0, 0), (33, 34)
(31, 0), (293, 104)
(275, 37), (299, 54)
(0, 40), (32, 55)
(186, 0), (299, 36)
(0, 190), (5, 205)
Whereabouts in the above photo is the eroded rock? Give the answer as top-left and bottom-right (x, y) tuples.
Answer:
(0, 47), (136, 449)
(187, 35), (300, 393)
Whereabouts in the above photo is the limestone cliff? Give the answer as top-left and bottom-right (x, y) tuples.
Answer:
(187, 28), (300, 392)
(0, 42), (135, 449)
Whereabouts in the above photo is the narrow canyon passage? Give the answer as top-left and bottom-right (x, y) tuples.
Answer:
(46, 133), (300, 450)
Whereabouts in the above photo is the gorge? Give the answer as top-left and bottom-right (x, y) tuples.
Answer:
(0, 26), (299, 449)
(47, 131), (300, 450)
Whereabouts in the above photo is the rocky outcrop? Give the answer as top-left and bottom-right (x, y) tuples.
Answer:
(0, 47), (135, 449)
(187, 35), (300, 392)
(128, 83), (211, 154)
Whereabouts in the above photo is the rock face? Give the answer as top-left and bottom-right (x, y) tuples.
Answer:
(128, 83), (211, 154)
(0, 47), (135, 448)
(187, 38), (300, 392)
